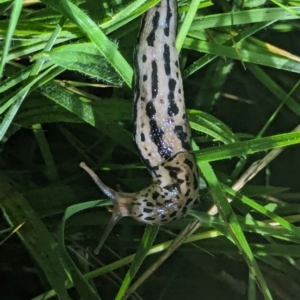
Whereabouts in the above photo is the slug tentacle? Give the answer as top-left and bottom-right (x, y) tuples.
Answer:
(81, 0), (200, 254)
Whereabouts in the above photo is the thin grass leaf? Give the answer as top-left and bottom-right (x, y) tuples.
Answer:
(57, 200), (103, 300)
(189, 109), (239, 144)
(100, 0), (161, 34)
(39, 81), (135, 152)
(0, 65), (64, 141)
(0, 61), (54, 93)
(224, 185), (300, 237)
(190, 7), (300, 30)
(247, 63), (300, 116)
(0, 0), (22, 76)
(176, 0), (202, 52)
(183, 37), (300, 73)
(270, 0), (300, 17)
(199, 161), (273, 299)
(38, 42), (123, 85)
(184, 20), (275, 78)
(115, 224), (159, 299)
(195, 130), (300, 162)
(32, 124), (60, 182)
(0, 175), (69, 299)
(41, 0), (133, 87)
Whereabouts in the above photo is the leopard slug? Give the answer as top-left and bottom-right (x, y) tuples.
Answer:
(80, 0), (200, 254)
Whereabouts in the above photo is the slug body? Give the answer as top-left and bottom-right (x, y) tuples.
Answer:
(81, 0), (199, 254)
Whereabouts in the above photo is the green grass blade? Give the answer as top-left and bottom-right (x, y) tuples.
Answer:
(195, 130), (300, 162)
(189, 109), (239, 144)
(247, 64), (300, 116)
(0, 0), (22, 76)
(0, 175), (69, 299)
(115, 224), (159, 299)
(57, 200), (103, 300)
(199, 162), (273, 299)
(32, 124), (60, 182)
(42, 0), (133, 87)
(100, 0), (160, 34)
(176, 0), (202, 52)
(184, 20), (275, 78)
(39, 81), (135, 152)
(38, 42), (123, 85)
(0, 65), (63, 141)
(183, 37), (300, 73)
(190, 7), (300, 30)
(224, 185), (300, 236)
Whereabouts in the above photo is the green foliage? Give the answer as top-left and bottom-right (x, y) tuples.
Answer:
(1, 0), (300, 300)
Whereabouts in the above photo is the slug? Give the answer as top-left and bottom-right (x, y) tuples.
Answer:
(80, 0), (200, 254)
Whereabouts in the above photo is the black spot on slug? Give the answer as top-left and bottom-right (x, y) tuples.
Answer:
(193, 173), (198, 190)
(161, 219), (169, 222)
(184, 158), (193, 170)
(186, 198), (194, 206)
(149, 118), (173, 159)
(165, 166), (182, 178)
(182, 206), (188, 214)
(146, 101), (156, 118)
(174, 126), (191, 150)
(152, 191), (160, 200)
(143, 208), (153, 213)
(151, 61), (158, 99)
(144, 216), (156, 221)
(143, 74), (148, 81)
(164, 183), (180, 193)
(184, 189), (191, 197)
(169, 78), (176, 91)
(163, 44), (171, 75)
(167, 78), (179, 116)
(164, 0), (172, 37)
(147, 11), (160, 47)
(141, 132), (145, 142)
(142, 54), (147, 62)
(169, 211), (177, 218)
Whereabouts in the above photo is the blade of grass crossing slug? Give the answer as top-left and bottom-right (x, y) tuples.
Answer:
(199, 161), (273, 300)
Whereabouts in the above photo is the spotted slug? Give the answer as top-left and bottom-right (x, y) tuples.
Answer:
(80, 0), (200, 254)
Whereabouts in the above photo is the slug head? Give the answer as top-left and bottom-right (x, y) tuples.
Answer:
(80, 162), (134, 255)
(80, 151), (200, 254)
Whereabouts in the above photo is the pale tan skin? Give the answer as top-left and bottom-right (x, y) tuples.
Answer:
(81, 0), (200, 255)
